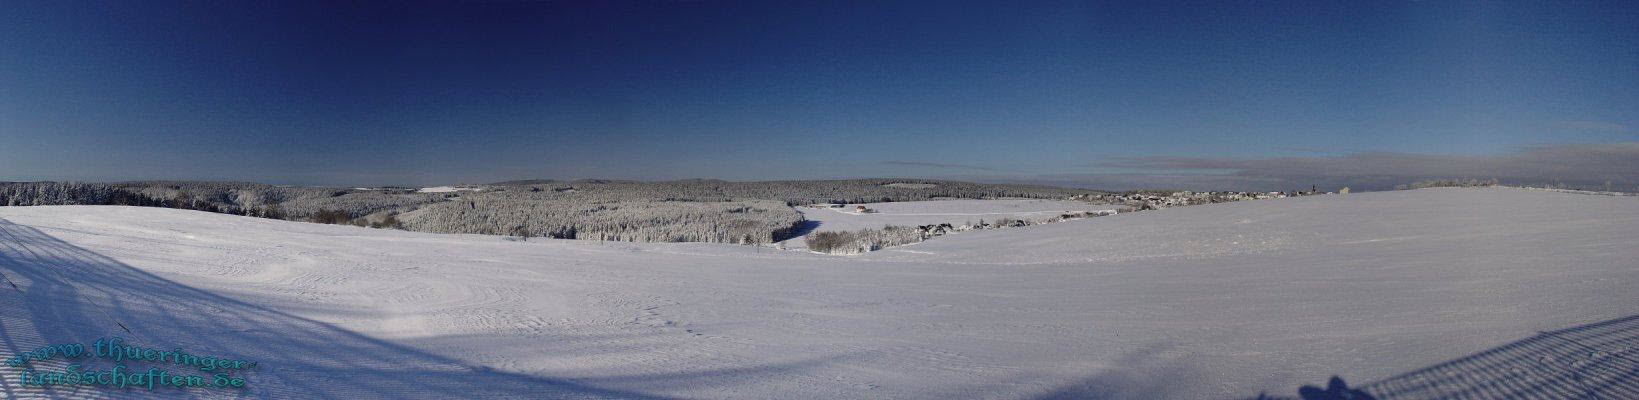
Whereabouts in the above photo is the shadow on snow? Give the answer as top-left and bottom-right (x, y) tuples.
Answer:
(1243, 314), (1639, 400)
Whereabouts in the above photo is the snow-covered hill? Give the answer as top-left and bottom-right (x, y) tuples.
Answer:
(1, 188), (1635, 399)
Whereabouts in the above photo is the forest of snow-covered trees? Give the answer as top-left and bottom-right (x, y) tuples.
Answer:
(0, 181), (441, 220)
(486, 178), (1096, 205)
(398, 197), (801, 244)
(0, 179), (1102, 244)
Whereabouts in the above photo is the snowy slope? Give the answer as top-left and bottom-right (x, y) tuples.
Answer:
(0, 188), (1635, 399)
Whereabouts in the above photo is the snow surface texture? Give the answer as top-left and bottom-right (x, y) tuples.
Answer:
(0, 188), (1635, 399)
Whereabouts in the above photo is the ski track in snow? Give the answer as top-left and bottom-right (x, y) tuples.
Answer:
(0, 188), (1636, 399)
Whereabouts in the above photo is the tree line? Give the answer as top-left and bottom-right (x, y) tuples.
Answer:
(1, 179), (1098, 244)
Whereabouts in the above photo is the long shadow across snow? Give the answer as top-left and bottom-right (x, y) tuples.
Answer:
(1355, 313), (1639, 399)
(1244, 314), (1639, 400)
(0, 217), (685, 399)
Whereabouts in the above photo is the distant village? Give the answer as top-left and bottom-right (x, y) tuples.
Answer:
(1072, 186), (1347, 211)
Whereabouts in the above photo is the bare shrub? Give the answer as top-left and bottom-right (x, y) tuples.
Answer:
(806, 231), (858, 254)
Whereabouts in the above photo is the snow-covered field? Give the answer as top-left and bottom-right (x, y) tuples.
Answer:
(796, 199), (1116, 232)
(1, 188), (1636, 399)
(415, 186), (482, 193)
(783, 199), (1116, 249)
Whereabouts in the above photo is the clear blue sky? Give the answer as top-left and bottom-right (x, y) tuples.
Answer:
(3, 1), (1636, 189)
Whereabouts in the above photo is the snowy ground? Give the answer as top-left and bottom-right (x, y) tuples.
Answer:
(784, 199), (1118, 248)
(1, 188), (1636, 399)
(415, 186), (482, 193)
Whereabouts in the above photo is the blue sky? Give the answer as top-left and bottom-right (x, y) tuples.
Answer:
(2, 1), (1636, 190)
